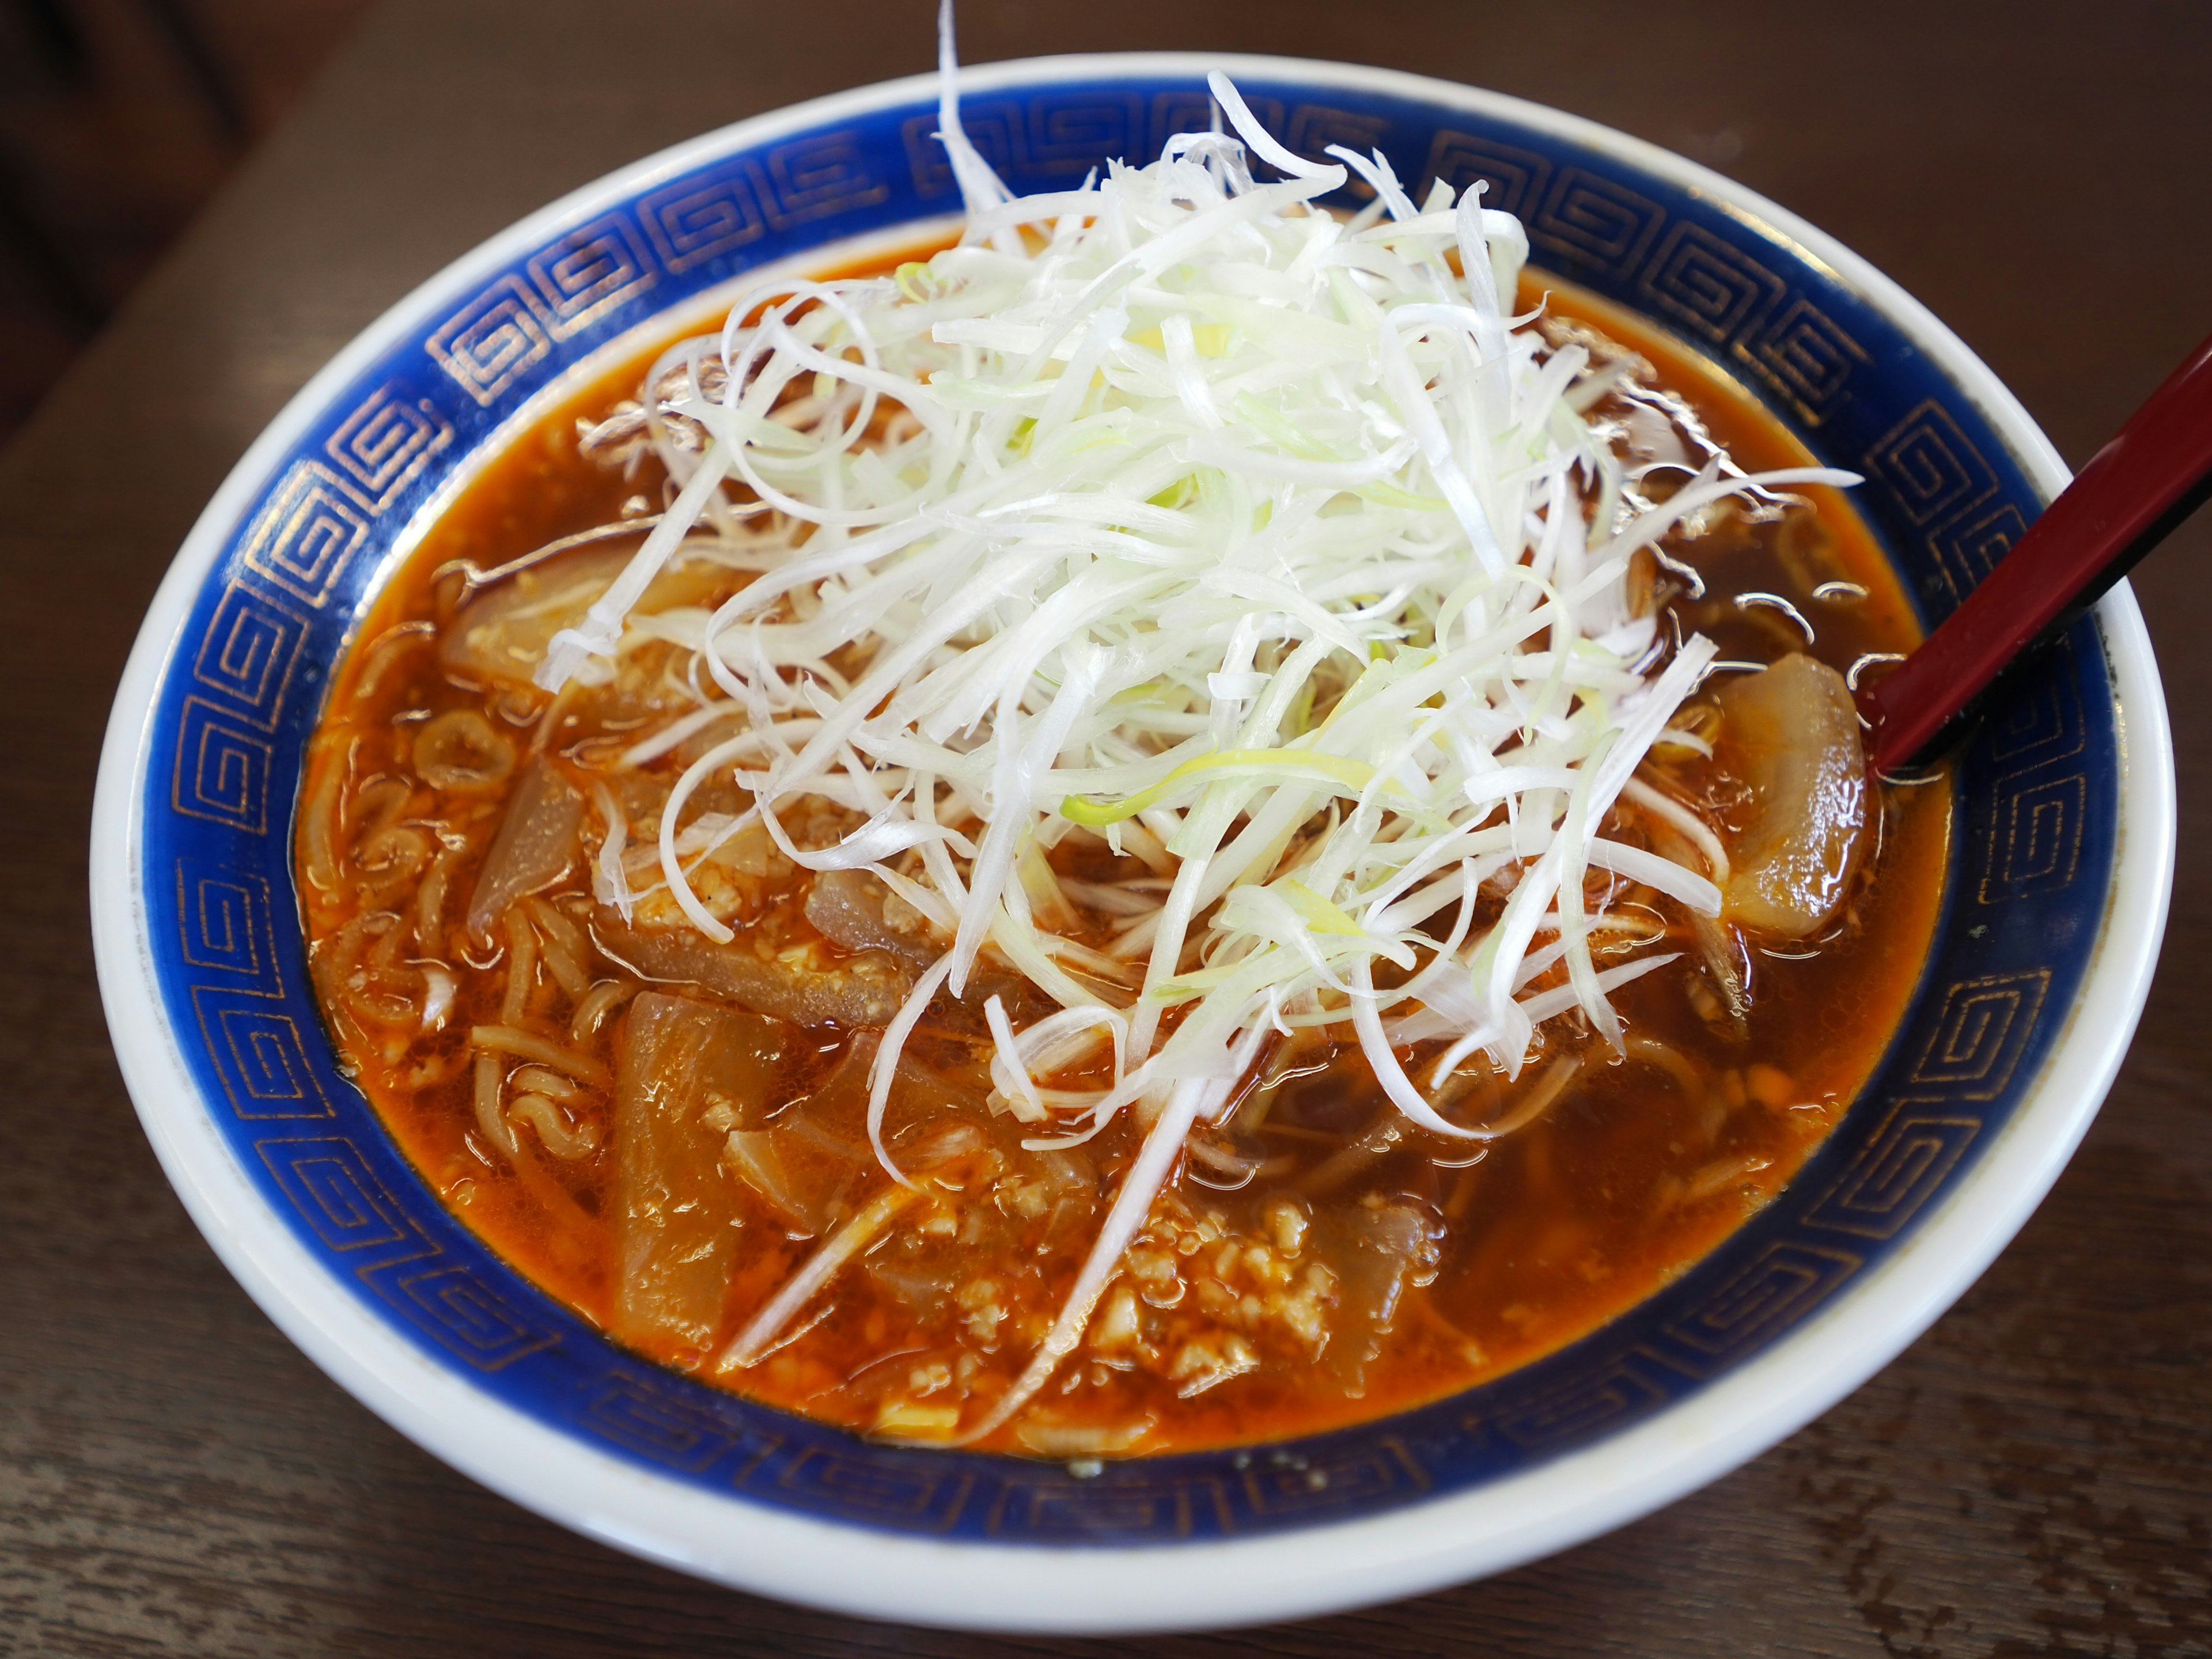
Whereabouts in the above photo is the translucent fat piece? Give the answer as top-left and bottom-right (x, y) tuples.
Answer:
(441, 542), (729, 688)
(465, 760), (585, 941)
(612, 991), (790, 1350)
(1315, 1199), (1441, 1389)
(1715, 653), (1868, 938)
(802, 867), (940, 964)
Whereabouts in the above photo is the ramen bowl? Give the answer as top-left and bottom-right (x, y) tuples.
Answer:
(90, 52), (2172, 1635)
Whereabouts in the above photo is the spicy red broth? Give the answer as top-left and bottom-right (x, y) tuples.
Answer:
(297, 260), (1946, 1457)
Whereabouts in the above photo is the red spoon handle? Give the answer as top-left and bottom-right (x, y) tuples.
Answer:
(1862, 333), (2212, 773)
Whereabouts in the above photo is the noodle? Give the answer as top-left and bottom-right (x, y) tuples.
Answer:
(472, 1051), (516, 1159)
(299, 734), (350, 895)
(510, 1093), (599, 1158)
(568, 980), (632, 1043)
(469, 1025), (611, 1087)
(500, 909), (536, 1025)
(415, 835), (468, 950)
(525, 897), (591, 997)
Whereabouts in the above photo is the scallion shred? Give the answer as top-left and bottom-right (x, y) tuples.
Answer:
(536, 3), (1861, 1428)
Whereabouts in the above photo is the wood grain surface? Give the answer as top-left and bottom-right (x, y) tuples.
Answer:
(5, 2), (2209, 1652)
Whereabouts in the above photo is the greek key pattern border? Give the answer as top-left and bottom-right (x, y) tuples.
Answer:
(139, 73), (2118, 1546)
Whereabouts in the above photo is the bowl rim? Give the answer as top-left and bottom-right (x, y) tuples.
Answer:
(90, 47), (2174, 1635)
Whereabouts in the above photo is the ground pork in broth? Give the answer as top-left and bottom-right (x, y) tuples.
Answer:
(297, 268), (1948, 1457)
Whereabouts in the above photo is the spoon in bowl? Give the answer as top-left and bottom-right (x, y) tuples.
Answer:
(1857, 333), (2212, 773)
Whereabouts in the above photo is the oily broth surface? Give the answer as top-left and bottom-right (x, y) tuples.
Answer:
(298, 259), (1948, 1454)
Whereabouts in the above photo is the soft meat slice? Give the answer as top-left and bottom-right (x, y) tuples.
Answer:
(593, 908), (912, 1027)
(442, 544), (728, 688)
(1714, 653), (1869, 938)
(721, 1032), (986, 1236)
(465, 760), (584, 941)
(611, 991), (790, 1351)
(1316, 1199), (1441, 1388)
(802, 868), (940, 964)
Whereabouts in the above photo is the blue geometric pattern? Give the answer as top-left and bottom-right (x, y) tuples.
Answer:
(137, 67), (2118, 1544)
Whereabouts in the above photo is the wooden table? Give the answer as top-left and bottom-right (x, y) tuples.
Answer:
(6, 2), (2209, 1651)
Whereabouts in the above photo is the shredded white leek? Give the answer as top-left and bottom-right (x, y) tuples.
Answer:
(535, 3), (1860, 1429)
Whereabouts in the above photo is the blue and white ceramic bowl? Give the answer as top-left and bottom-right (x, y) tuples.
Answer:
(92, 54), (2173, 1634)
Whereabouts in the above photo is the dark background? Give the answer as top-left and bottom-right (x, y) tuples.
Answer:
(0, 0), (370, 438)
(4, 2), (2209, 1653)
